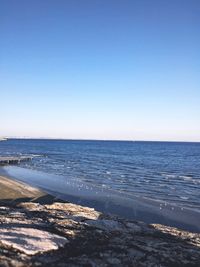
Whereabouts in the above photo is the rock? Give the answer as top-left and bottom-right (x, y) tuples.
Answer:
(0, 201), (200, 266)
(125, 222), (142, 233)
(18, 202), (44, 212)
(85, 219), (125, 232)
(45, 202), (100, 220)
(0, 226), (68, 255)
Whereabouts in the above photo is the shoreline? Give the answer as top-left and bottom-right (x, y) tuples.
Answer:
(0, 175), (54, 204)
(1, 165), (200, 234)
(0, 175), (45, 202)
(0, 174), (200, 266)
(0, 174), (64, 206)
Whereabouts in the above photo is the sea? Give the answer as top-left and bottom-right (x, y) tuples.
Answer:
(0, 139), (200, 232)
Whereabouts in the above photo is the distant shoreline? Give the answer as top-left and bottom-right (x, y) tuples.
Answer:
(3, 138), (200, 144)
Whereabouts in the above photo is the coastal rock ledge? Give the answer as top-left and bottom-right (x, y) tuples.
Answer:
(0, 201), (199, 267)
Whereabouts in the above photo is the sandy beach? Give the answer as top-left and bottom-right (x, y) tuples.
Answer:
(0, 175), (45, 202)
(0, 174), (63, 207)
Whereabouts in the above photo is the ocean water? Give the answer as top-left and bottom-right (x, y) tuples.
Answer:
(0, 139), (200, 211)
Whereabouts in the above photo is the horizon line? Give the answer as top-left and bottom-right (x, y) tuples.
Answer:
(3, 137), (200, 143)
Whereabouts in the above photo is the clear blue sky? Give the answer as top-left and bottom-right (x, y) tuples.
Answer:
(0, 0), (200, 141)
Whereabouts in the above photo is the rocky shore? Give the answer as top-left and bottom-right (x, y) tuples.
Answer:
(0, 176), (199, 266)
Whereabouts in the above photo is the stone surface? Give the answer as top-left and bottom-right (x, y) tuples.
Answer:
(45, 202), (100, 220)
(0, 226), (68, 255)
(0, 201), (199, 266)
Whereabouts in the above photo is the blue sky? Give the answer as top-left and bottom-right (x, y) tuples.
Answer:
(0, 0), (200, 141)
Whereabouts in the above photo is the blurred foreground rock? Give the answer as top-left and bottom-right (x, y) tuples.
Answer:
(0, 201), (199, 266)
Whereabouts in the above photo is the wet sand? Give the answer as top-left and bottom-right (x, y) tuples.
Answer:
(0, 175), (56, 204)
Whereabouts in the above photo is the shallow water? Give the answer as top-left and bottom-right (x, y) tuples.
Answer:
(0, 139), (200, 210)
(1, 165), (200, 232)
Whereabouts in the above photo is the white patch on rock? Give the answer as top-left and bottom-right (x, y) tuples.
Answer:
(45, 202), (100, 220)
(0, 226), (68, 255)
(0, 206), (9, 210)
